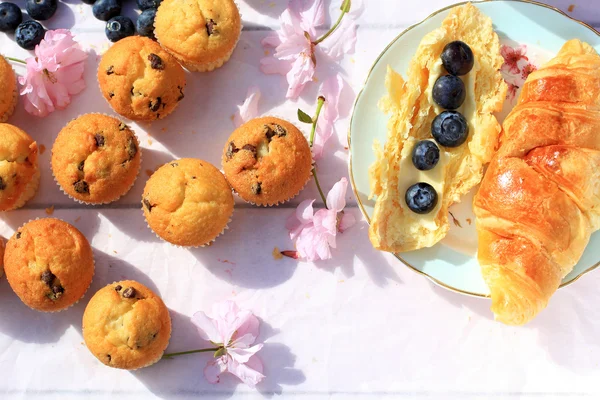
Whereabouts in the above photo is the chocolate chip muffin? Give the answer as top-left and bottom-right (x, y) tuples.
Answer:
(142, 158), (234, 247)
(51, 113), (141, 204)
(82, 280), (171, 370)
(154, 0), (242, 72)
(4, 219), (95, 312)
(0, 56), (18, 122)
(222, 117), (312, 206)
(98, 36), (186, 121)
(0, 123), (40, 211)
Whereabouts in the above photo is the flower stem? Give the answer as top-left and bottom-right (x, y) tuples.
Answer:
(312, 0), (351, 46)
(162, 347), (221, 359)
(308, 96), (328, 207)
(6, 57), (26, 65)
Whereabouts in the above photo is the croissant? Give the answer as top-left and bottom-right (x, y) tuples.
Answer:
(473, 39), (600, 325)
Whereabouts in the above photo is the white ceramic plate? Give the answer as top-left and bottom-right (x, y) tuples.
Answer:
(349, 0), (600, 297)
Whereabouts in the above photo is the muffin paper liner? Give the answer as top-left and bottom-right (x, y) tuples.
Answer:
(84, 281), (173, 370)
(51, 113), (142, 206)
(5, 218), (95, 313)
(155, 1), (243, 73)
(225, 115), (315, 207)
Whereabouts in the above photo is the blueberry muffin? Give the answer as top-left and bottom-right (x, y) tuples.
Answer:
(154, 0), (242, 72)
(142, 158), (234, 247)
(0, 56), (18, 122)
(51, 114), (141, 204)
(98, 36), (186, 121)
(4, 219), (95, 312)
(82, 280), (171, 370)
(222, 117), (312, 206)
(0, 123), (40, 211)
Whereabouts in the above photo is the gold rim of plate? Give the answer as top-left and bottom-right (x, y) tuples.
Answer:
(347, 0), (600, 298)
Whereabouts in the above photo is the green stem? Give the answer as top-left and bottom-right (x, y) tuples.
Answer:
(6, 57), (27, 65)
(308, 96), (328, 207)
(312, 1), (351, 46)
(162, 347), (221, 359)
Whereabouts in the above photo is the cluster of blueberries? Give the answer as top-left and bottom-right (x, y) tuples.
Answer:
(405, 41), (475, 214)
(87, 0), (161, 42)
(0, 0), (161, 50)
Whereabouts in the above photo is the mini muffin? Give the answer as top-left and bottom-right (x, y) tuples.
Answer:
(4, 219), (94, 312)
(82, 280), (171, 370)
(52, 113), (141, 204)
(0, 56), (18, 122)
(154, 0), (242, 72)
(142, 158), (234, 247)
(222, 117), (312, 206)
(0, 124), (40, 211)
(98, 36), (186, 121)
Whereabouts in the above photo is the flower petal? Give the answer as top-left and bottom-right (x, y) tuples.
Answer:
(191, 311), (223, 344)
(228, 343), (264, 364)
(204, 356), (228, 384)
(286, 199), (315, 240)
(326, 177), (349, 212)
(226, 355), (265, 388)
(338, 211), (356, 233)
(234, 86), (261, 128)
(235, 313), (260, 342)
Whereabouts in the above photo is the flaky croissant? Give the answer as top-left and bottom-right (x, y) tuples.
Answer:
(473, 39), (600, 325)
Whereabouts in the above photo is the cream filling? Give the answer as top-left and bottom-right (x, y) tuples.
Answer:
(397, 56), (479, 229)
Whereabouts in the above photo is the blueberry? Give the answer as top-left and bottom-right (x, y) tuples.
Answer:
(412, 140), (440, 171)
(26, 0), (58, 21)
(81, 0), (96, 4)
(0, 3), (22, 32)
(441, 41), (474, 76)
(105, 16), (134, 42)
(432, 75), (465, 110)
(93, 0), (121, 21)
(405, 183), (438, 214)
(137, 0), (161, 10)
(431, 111), (469, 148)
(15, 21), (45, 50)
(136, 8), (156, 39)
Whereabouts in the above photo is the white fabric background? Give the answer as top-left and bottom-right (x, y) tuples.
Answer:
(0, 1), (599, 399)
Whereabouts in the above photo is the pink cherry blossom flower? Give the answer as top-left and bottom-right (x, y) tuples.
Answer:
(191, 301), (265, 388)
(285, 177), (355, 261)
(313, 75), (344, 159)
(234, 86), (262, 128)
(500, 44), (529, 75)
(18, 29), (88, 117)
(521, 62), (537, 80)
(505, 82), (520, 101)
(261, 0), (359, 99)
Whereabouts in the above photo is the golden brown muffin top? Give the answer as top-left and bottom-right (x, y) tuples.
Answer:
(4, 218), (95, 312)
(222, 117), (313, 206)
(51, 113), (141, 204)
(155, 0), (241, 65)
(143, 158), (234, 247)
(0, 123), (39, 211)
(82, 280), (171, 370)
(0, 56), (17, 118)
(98, 36), (186, 121)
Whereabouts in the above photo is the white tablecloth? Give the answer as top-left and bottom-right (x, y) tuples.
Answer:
(1, 1), (599, 399)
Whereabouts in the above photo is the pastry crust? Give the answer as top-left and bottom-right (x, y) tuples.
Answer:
(368, 4), (506, 252)
(473, 39), (600, 325)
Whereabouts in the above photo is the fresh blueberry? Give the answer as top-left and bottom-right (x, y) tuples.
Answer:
(441, 41), (474, 76)
(93, 0), (121, 21)
(412, 140), (440, 171)
(137, 0), (161, 10)
(136, 8), (156, 39)
(431, 111), (469, 148)
(432, 75), (465, 110)
(105, 16), (134, 42)
(26, 0), (58, 21)
(81, 0), (96, 4)
(15, 21), (45, 50)
(405, 183), (438, 214)
(0, 3), (22, 32)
